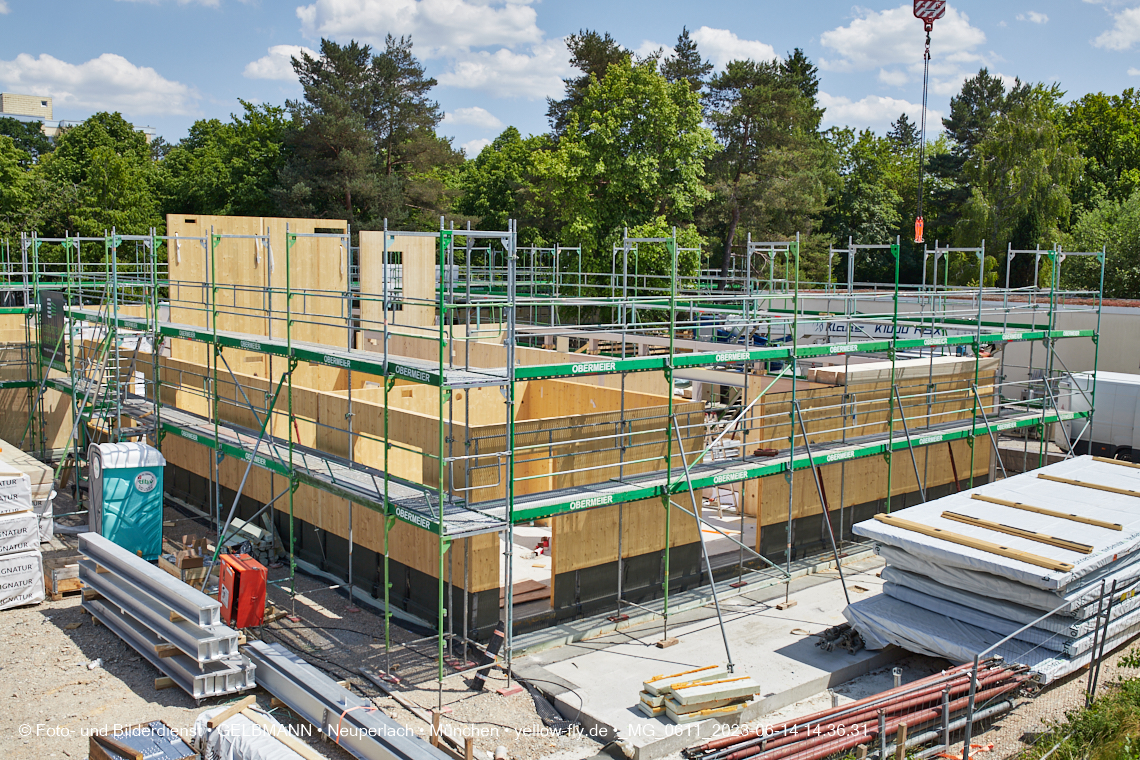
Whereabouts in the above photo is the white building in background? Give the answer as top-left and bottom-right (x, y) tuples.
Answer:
(0, 92), (156, 143)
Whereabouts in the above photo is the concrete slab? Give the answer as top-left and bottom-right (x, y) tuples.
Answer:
(515, 558), (900, 760)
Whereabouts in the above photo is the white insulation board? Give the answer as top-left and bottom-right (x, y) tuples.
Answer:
(0, 463), (31, 516)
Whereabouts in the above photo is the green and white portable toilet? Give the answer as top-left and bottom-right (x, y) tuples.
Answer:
(89, 443), (166, 560)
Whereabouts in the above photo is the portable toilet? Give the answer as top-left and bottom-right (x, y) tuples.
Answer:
(89, 443), (166, 560)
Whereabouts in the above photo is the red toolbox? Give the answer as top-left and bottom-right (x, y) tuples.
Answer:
(218, 553), (267, 628)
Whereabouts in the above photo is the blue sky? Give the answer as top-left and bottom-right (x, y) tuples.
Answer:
(0, 0), (1137, 154)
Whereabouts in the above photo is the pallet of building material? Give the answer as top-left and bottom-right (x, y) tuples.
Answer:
(808, 356), (999, 386)
(0, 549), (44, 610)
(89, 720), (195, 760)
(666, 699), (750, 724)
(48, 560), (82, 601)
(669, 676), (761, 706)
(159, 554), (212, 585)
(643, 665), (729, 696)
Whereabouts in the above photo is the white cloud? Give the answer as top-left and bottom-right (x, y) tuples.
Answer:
(243, 44), (318, 80)
(1016, 11), (1049, 24)
(878, 68), (909, 86)
(689, 27), (777, 69)
(460, 138), (491, 156)
(634, 40), (666, 60)
(820, 5), (986, 73)
(0, 2), (9, 13)
(438, 39), (570, 99)
(1094, 6), (1140, 50)
(296, 0), (542, 58)
(1130, 67), (1140, 75)
(0, 53), (197, 116)
(443, 106), (502, 129)
(819, 91), (942, 132)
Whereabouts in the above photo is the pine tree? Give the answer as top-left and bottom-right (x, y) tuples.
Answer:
(887, 113), (919, 151)
(661, 27), (713, 93)
(545, 30), (629, 135)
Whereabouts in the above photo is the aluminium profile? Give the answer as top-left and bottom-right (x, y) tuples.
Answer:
(84, 598), (254, 700)
(78, 532), (221, 626)
(243, 640), (451, 760)
(79, 559), (239, 662)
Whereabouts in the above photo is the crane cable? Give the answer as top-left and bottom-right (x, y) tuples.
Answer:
(915, 27), (931, 243)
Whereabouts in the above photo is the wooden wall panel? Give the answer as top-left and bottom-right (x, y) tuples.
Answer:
(359, 231), (437, 333)
(551, 493), (701, 575)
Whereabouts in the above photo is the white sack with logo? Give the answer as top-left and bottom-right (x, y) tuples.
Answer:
(0, 549), (44, 609)
(0, 512), (40, 556)
(0, 461), (31, 516)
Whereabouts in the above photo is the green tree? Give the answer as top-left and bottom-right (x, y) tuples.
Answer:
(703, 54), (830, 279)
(36, 112), (162, 238)
(546, 30), (630, 135)
(279, 36), (455, 229)
(0, 136), (34, 236)
(160, 100), (290, 216)
(279, 39), (385, 226)
(661, 27), (713, 93)
(1063, 89), (1140, 212)
(1065, 188), (1140, 298)
(957, 83), (1082, 269)
(0, 117), (53, 166)
(454, 127), (554, 244)
(534, 57), (716, 262)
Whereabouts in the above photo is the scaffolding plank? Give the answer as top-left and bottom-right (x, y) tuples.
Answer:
(873, 513), (1075, 572)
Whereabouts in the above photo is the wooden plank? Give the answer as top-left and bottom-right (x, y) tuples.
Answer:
(1037, 473), (1140, 500)
(154, 676), (176, 690)
(206, 695), (256, 728)
(154, 643), (181, 658)
(940, 511), (1094, 554)
(970, 494), (1122, 531)
(873, 513), (1075, 572)
(240, 708), (327, 760)
(1093, 456), (1140, 471)
(91, 733), (144, 760)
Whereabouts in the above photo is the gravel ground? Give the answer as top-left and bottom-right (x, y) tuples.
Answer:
(0, 497), (603, 760)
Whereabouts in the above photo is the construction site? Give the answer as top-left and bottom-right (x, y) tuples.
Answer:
(2, 208), (1139, 760)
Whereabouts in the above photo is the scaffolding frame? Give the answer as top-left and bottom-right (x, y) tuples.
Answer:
(0, 221), (1108, 704)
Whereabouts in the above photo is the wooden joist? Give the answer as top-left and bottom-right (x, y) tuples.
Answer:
(941, 511), (1094, 554)
(206, 695), (256, 728)
(1038, 473), (1140, 500)
(873, 513), (1075, 572)
(970, 494), (1123, 531)
(1093, 456), (1140, 471)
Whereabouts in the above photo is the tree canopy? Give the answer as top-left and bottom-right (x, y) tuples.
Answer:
(0, 32), (1138, 297)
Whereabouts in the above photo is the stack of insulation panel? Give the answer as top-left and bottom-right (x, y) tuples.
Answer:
(0, 458), (44, 610)
(79, 532), (256, 699)
(638, 666), (761, 723)
(844, 455), (1140, 683)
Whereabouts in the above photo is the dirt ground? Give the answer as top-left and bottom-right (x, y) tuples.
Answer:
(0, 503), (603, 760)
